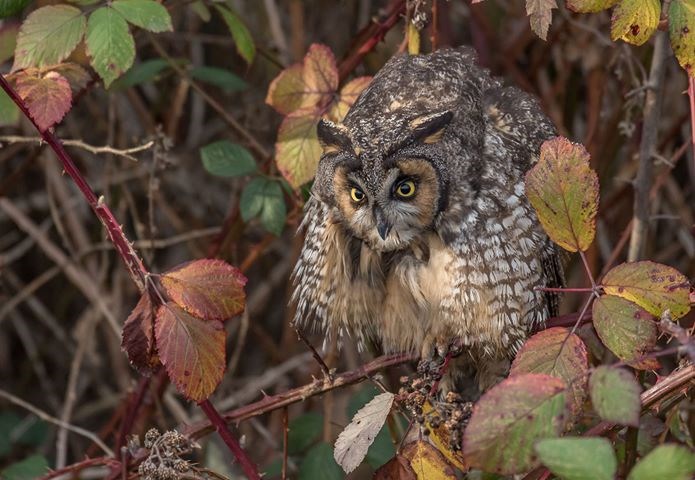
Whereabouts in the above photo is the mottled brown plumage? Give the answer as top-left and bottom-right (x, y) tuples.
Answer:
(292, 47), (563, 396)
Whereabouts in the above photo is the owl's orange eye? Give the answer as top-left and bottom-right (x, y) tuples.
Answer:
(395, 180), (416, 198)
(350, 187), (365, 202)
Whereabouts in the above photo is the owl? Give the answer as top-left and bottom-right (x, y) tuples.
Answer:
(291, 47), (563, 395)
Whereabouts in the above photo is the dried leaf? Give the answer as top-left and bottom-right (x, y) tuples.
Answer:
(535, 437), (617, 480)
(154, 302), (225, 402)
(566, 0), (618, 12)
(401, 441), (457, 480)
(160, 259), (247, 321)
(275, 109), (322, 188)
(15, 70), (72, 131)
(592, 294), (657, 366)
(12, 5), (86, 71)
(463, 373), (568, 474)
(611, 0), (660, 46)
(86, 7), (135, 88)
(121, 293), (158, 374)
(589, 366), (642, 427)
(373, 454), (417, 480)
(670, 0), (695, 76)
(525, 0), (557, 40)
(602, 261), (691, 320)
(334, 392), (394, 474)
(510, 327), (588, 418)
(422, 402), (467, 472)
(327, 76), (372, 122)
(627, 444), (695, 480)
(525, 137), (599, 252)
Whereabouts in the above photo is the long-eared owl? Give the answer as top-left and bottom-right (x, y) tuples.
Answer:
(292, 47), (563, 395)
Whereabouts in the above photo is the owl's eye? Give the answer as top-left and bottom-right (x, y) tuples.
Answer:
(350, 187), (365, 203)
(395, 179), (416, 198)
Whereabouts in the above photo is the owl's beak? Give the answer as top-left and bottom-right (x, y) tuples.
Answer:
(374, 207), (392, 240)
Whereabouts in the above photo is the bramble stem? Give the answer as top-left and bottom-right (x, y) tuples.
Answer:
(198, 399), (261, 479)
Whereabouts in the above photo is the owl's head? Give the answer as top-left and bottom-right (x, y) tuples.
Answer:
(315, 110), (454, 251)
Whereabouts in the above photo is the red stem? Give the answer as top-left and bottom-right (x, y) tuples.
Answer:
(0, 73), (149, 292)
(198, 399), (261, 480)
(689, 77), (695, 172)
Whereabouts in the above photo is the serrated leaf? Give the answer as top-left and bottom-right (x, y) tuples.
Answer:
(327, 76), (372, 122)
(200, 140), (256, 177)
(0, 0), (29, 18)
(160, 259), (247, 321)
(602, 261), (691, 319)
(121, 293), (158, 374)
(589, 366), (642, 427)
(0, 88), (19, 126)
(51, 62), (91, 92)
(12, 5), (86, 70)
(112, 0), (172, 33)
(510, 327), (588, 418)
(275, 109), (322, 188)
(155, 302), (225, 402)
(190, 66), (247, 93)
(334, 392), (394, 474)
(299, 442), (343, 480)
(669, 0), (695, 76)
(535, 437), (617, 480)
(15, 71), (72, 131)
(401, 441), (457, 480)
(214, 5), (255, 65)
(1, 454), (49, 480)
(566, 0), (618, 12)
(111, 58), (170, 89)
(611, 0), (660, 46)
(240, 177), (287, 235)
(525, 0), (557, 40)
(0, 21), (19, 63)
(346, 385), (397, 469)
(525, 137), (599, 252)
(374, 454), (417, 480)
(592, 295), (657, 366)
(303, 43), (339, 106)
(288, 412), (323, 455)
(267, 63), (309, 115)
(463, 373), (568, 474)
(86, 7), (135, 88)
(627, 444), (695, 480)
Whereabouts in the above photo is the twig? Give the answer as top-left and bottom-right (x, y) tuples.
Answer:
(282, 407), (289, 480)
(659, 310), (695, 363)
(0, 136), (154, 162)
(0, 389), (114, 457)
(627, 31), (668, 261)
(294, 326), (332, 379)
(38, 456), (119, 480)
(184, 353), (416, 438)
(198, 399), (261, 480)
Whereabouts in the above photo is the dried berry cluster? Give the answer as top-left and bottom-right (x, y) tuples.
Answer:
(135, 428), (196, 480)
(397, 354), (472, 452)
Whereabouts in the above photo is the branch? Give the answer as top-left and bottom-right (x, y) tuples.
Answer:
(184, 353), (416, 439)
(0, 135), (154, 162)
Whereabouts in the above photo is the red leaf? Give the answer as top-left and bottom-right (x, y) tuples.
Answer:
(373, 454), (416, 480)
(15, 70), (72, 131)
(155, 302), (225, 402)
(160, 259), (247, 321)
(121, 293), (158, 374)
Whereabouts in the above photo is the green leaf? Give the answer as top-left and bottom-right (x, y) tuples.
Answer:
(0, 0), (30, 18)
(589, 366), (641, 427)
(463, 373), (568, 474)
(112, 0), (172, 33)
(240, 178), (287, 236)
(1, 455), (49, 480)
(86, 7), (135, 88)
(566, 0), (618, 12)
(525, 137), (599, 252)
(592, 295), (657, 366)
(190, 0), (211, 22)
(669, 0), (695, 76)
(200, 140), (256, 177)
(275, 109), (322, 188)
(0, 21), (19, 64)
(611, 0), (660, 46)
(12, 5), (86, 70)
(214, 5), (255, 65)
(288, 412), (323, 455)
(190, 66), (247, 93)
(298, 442), (343, 480)
(535, 437), (617, 480)
(602, 261), (692, 320)
(627, 444), (695, 480)
(0, 88), (19, 126)
(111, 58), (170, 89)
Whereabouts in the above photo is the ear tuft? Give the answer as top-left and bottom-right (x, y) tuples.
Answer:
(317, 119), (352, 155)
(408, 111), (453, 144)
